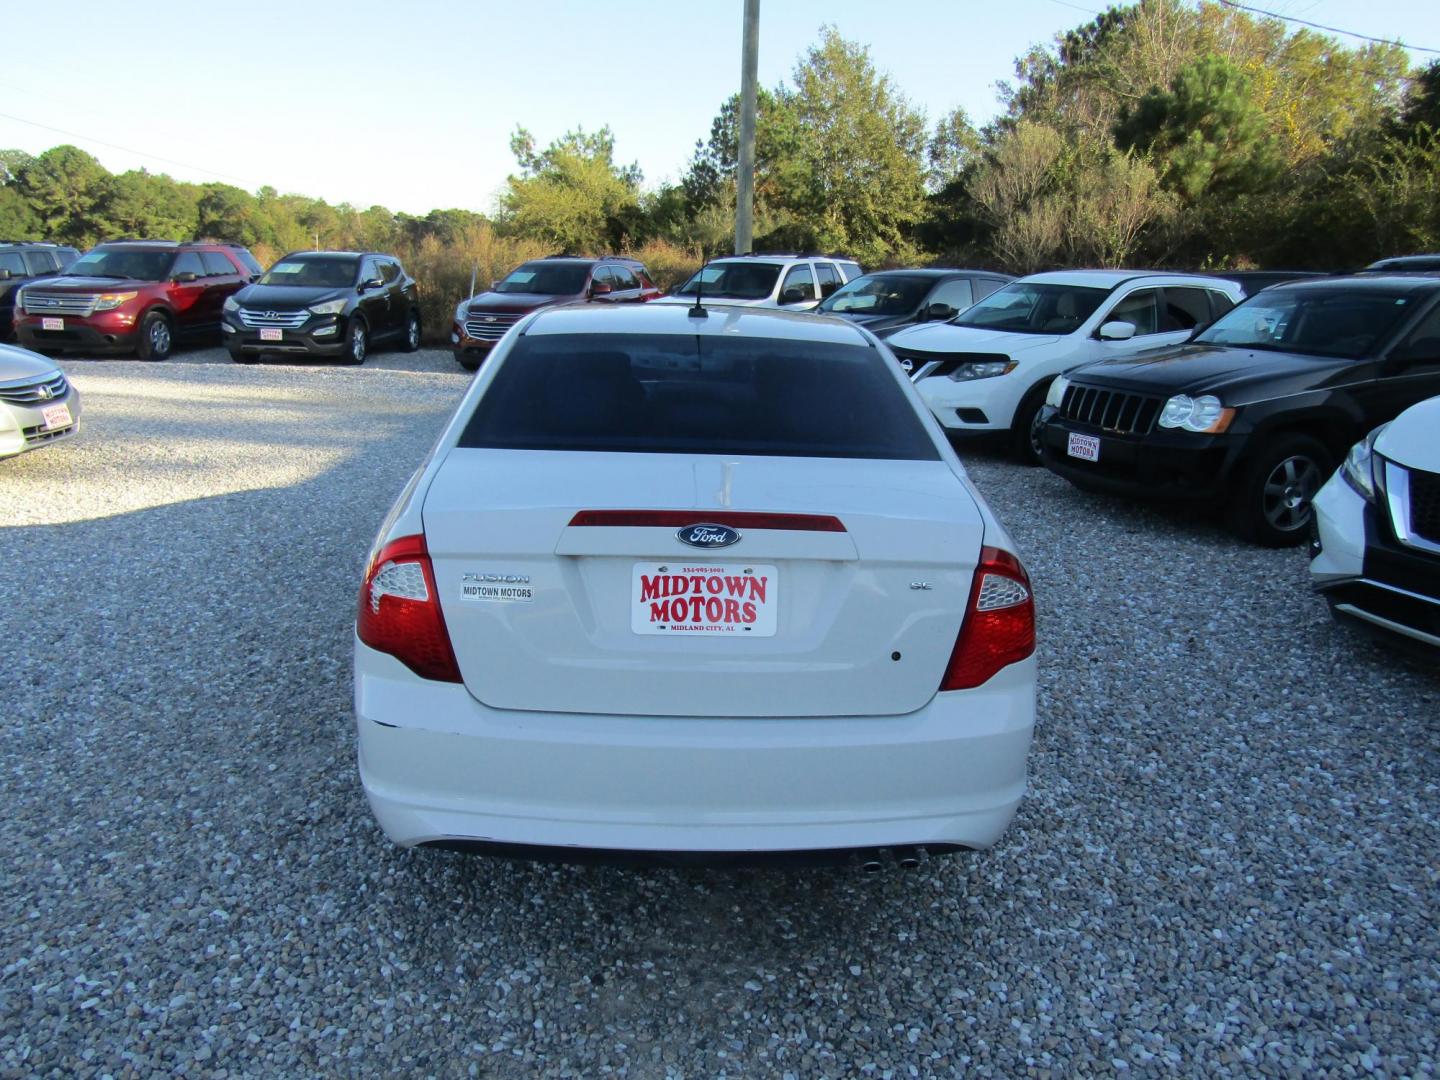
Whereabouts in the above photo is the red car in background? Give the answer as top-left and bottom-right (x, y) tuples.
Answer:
(13, 240), (262, 360)
(451, 255), (662, 371)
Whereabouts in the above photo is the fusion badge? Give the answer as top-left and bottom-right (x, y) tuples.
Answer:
(460, 572), (534, 603)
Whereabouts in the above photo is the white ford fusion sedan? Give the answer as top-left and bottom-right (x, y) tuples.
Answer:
(354, 301), (1037, 864)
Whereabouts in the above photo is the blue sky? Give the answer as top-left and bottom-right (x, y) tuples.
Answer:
(2, 0), (1436, 215)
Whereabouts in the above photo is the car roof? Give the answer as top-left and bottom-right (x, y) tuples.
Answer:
(1018, 269), (1239, 289)
(1257, 274), (1440, 294)
(282, 250), (365, 260)
(526, 299), (874, 345)
(854, 268), (1008, 280)
(1364, 254), (1440, 269)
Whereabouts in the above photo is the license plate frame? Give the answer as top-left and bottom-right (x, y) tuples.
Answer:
(1067, 432), (1100, 462)
(259, 327), (283, 342)
(631, 562), (778, 636)
(41, 317), (64, 331)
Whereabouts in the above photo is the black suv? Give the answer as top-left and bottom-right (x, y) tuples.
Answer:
(1039, 275), (1440, 545)
(223, 251), (421, 364)
(1, 242), (80, 341)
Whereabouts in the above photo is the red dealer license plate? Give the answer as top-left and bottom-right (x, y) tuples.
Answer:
(632, 562), (778, 636)
(1067, 432), (1100, 462)
(259, 327), (283, 341)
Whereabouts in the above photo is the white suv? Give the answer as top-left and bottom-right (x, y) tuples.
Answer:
(657, 254), (862, 311)
(886, 270), (1244, 462)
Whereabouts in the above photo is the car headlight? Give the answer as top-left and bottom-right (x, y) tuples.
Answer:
(94, 291), (138, 311)
(1340, 426), (1386, 504)
(308, 298), (347, 316)
(12, 289), (24, 311)
(1157, 394), (1234, 433)
(1045, 375), (1070, 408)
(949, 359), (1016, 381)
(223, 296), (239, 314)
(454, 302), (469, 323)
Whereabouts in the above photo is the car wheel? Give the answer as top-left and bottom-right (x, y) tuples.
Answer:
(229, 348), (256, 365)
(457, 354), (481, 373)
(342, 318), (368, 365)
(1008, 381), (1051, 466)
(137, 312), (173, 361)
(402, 311), (421, 352)
(1226, 434), (1331, 547)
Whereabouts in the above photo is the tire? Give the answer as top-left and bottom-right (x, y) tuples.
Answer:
(456, 353), (481, 373)
(229, 348), (257, 365)
(1225, 433), (1331, 547)
(136, 311), (173, 361)
(1008, 381), (1052, 466)
(342, 317), (368, 365)
(402, 310), (421, 352)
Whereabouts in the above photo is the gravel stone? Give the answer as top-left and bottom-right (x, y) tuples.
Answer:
(0, 344), (1436, 1077)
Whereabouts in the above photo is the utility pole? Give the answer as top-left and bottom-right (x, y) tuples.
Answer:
(735, 0), (759, 255)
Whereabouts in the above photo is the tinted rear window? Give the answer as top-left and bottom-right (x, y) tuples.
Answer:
(458, 332), (940, 460)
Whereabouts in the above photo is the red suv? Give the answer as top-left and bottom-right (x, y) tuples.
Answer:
(13, 240), (262, 360)
(451, 255), (662, 371)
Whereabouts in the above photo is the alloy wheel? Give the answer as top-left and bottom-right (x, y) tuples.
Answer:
(1261, 455), (1322, 533)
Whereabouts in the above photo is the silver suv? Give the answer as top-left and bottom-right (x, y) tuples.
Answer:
(659, 254), (862, 311)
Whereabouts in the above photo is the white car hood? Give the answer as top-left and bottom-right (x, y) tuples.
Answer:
(1375, 394), (1440, 471)
(0, 342), (62, 384)
(886, 322), (1064, 355)
(652, 295), (771, 308)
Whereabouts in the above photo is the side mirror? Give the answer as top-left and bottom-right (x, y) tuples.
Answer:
(0, 269), (10, 281)
(780, 286), (807, 305)
(173, 271), (199, 284)
(491, 280), (501, 291)
(589, 281), (613, 298)
(1098, 320), (1136, 341)
(925, 302), (957, 322)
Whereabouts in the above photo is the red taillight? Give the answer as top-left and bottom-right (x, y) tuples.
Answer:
(357, 534), (462, 683)
(940, 546), (1036, 691)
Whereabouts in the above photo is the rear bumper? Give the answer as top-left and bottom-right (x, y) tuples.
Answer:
(1039, 407), (1237, 501)
(354, 640), (1035, 855)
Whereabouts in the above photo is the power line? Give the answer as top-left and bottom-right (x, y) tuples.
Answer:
(1215, 1), (1440, 55)
(0, 107), (263, 188)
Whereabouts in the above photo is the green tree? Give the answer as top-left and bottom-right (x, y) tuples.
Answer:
(499, 126), (644, 252)
(14, 145), (112, 246)
(1116, 54), (1280, 203)
(100, 170), (199, 240)
(0, 185), (41, 239)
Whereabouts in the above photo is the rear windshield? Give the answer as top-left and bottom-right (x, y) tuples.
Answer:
(260, 258), (358, 287)
(954, 282), (1108, 335)
(458, 332), (940, 460)
(1196, 289), (1420, 358)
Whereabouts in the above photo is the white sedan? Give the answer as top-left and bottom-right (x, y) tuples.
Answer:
(1311, 394), (1440, 649)
(354, 303), (1036, 864)
(0, 342), (80, 459)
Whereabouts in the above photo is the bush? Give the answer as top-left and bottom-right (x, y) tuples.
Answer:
(626, 238), (702, 292)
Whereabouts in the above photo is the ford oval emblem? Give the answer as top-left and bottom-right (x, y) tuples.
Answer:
(677, 523), (741, 549)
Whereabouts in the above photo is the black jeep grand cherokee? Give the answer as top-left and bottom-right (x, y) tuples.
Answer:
(223, 250), (420, 364)
(1039, 276), (1440, 545)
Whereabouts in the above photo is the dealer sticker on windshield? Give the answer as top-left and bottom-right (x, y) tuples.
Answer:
(632, 563), (778, 636)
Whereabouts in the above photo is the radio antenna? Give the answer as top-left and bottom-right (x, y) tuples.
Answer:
(689, 257), (708, 320)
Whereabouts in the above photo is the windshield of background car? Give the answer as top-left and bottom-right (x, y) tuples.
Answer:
(1195, 289), (1419, 358)
(259, 258), (358, 288)
(495, 262), (590, 295)
(458, 332), (940, 460)
(818, 274), (931, 316)
(953, 283), (1108, 335)
(66, 249), (175, 281)
(675, 263), (783, 300)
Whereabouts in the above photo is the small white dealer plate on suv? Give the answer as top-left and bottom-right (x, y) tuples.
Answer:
(354, 301), (1037, 864)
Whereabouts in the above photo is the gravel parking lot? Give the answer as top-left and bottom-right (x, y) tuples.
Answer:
(2, 345), (1436, 1078)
